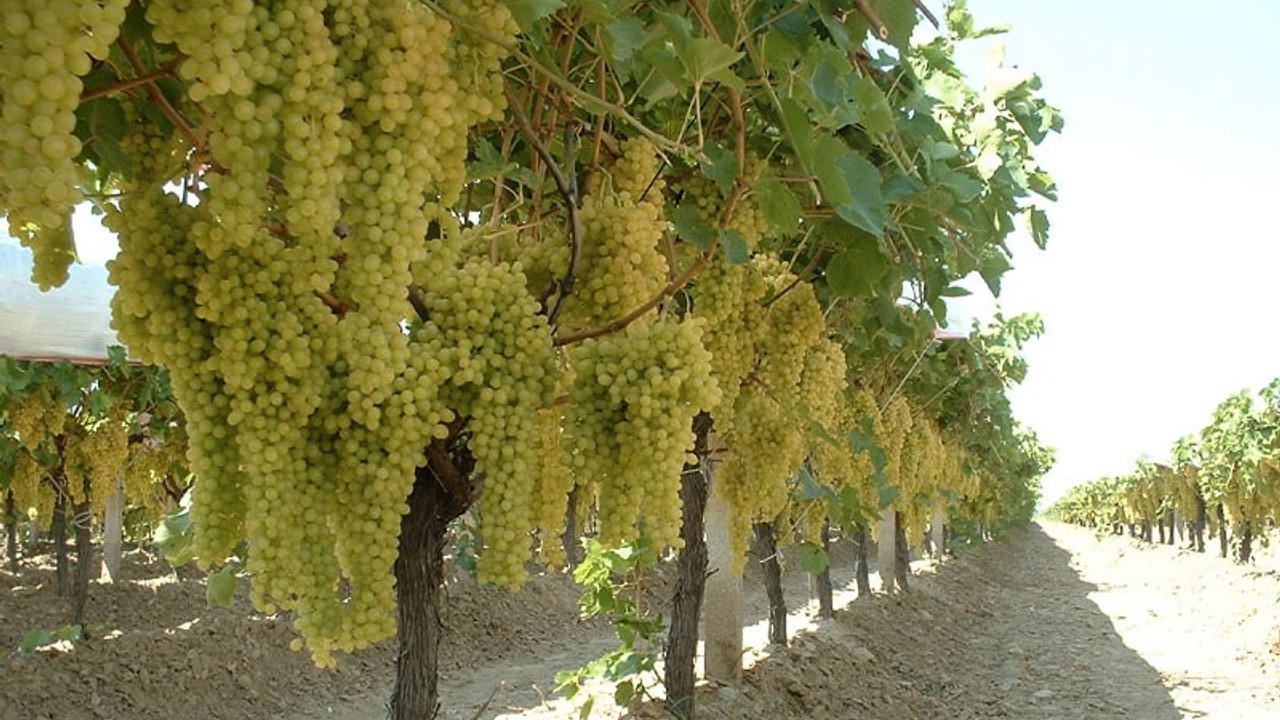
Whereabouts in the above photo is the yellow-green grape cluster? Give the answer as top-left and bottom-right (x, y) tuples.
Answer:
(896, 413), (942, 547)
(693, 258), (768, 428)
(107, 0), (520, 668)
(124, 426), (189, 521)
(717, 383), (807, 571)
(530, 405), (573, 569)
(3, 389), (65, 523)
(756, 256), (827, 393)
(870, 394), (913, 542)
(0, 0), (128, 288)
(561, 139), (669, 329)
(608, 137), (664, 200)
(679, 158), (770, 249)
(800, 338), (848, 446)
(801, 339), (857, 490)
(27, 219), (77, 291)
(415, 257), (560, 588)
(832, 388), (883, 518)
(64, 406), (130, 514)
(103, 186), (248, 568)
(565, 317), (720, 552)
(118, 108), (187, 187)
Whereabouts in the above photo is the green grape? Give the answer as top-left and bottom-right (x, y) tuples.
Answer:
(559, 139), (669, 330)
(680, 156), (770, 249)
(65, 405), (131, 513)
(564, 317), (721, 553)
(111, 0), (521, 666)
(412, 256), (560, 589)
(694, 258), (768, 429)
(717, 383), (807, 571)
(0, 0), (131, 287)
(756, 255), (827, 393)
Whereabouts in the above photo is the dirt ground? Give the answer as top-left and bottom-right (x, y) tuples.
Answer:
(2, 521), (1278, 720)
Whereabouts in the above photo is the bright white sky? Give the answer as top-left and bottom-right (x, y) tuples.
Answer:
(954, 0), (1280, 505)
(5, 1), (1278, 508)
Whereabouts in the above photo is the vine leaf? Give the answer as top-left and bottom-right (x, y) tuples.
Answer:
(798, 542), (830, 575)
(814, 137), (886, 236)
(827, 236), (887, 298)
(501, 0), (565, 32)
(206, 565), (237, 608)
(604, 17), (646, 63)
(853, 76), (894, 135)
(75, 96), (132, 180)
(670, 205), (715, 250)
(754, 178), (802, 234)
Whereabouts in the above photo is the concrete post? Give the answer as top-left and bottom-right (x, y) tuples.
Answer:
(703, 455), (742, 684)
(100, 474), (124, 582)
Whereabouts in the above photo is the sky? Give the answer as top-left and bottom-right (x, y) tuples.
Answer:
(4, 1), (1278, 508)
(952, 0), (1280, 505)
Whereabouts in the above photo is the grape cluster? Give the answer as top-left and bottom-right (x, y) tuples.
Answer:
(560, 139), (669, 329)
(103, 0), (521, 665)
(693, 258), (767, 428)
(800, 338), (852, 480)
(4, 389), (65, 523)
(714, 256), (828, 569)
(125, 423), (190, 521)
(415, 256), (560, 588)
(65, 405), (131, 515)
(679, 158), (770, 249)
(756, 256), (827, 393)
(564, 317), (720, 552)
(0, 0), (128, 288)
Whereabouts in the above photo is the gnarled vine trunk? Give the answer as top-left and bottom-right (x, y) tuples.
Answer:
(814, 518), (833, 619)
(1237, 521), (1253, 564)
(391, 433), (476, 720)
(1217, 504), (1228, 558)
(754, 520), (786, 646)
(5, 490), (17, 571)
(664, 413), (711, 720)
(562, 485), (584, 570)
(893, 516), (911, 593)
(71, 498), (93, 626)
(52, 479), (69, 598)
(1192, 493), (1207, 553)
(851, 523), (871, 598)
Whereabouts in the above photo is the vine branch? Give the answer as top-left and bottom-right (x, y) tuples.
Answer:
(79, 58), (182, 103)
(116, 36), (206, 159)
(853, 0), (889, 40)
(504, 84), (583, 327)
(553, 246), (717, 347)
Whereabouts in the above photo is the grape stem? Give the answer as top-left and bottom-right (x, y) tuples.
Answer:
(912, 1), (941, 30)
(406, 285), (431, 323)
(852, 0), (890, 39)
(116, 36), (214, 172)
(762, 250), (824, 309)
(79, 56), (183, 103)
(552, 245), (717, 347)
(504, 84), (583, 328)
(314, 290), (349, 317)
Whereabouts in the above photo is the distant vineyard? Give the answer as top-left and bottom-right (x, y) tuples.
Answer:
(1045, 378), (1280, 562)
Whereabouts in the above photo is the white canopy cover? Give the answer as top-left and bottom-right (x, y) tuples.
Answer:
(0, 243), (120, 364)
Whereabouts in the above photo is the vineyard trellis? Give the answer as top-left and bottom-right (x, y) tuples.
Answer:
(0, 1), (1058, 718)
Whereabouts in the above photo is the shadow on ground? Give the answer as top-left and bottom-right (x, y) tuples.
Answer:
(632, 523), (1181, 720)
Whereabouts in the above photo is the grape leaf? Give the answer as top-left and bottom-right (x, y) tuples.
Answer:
(501, 0), (565, 32)
(206, 565), (237, 608)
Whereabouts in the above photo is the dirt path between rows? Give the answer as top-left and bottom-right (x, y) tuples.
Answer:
(299, 522), (1280, 720)
(4, 521), (1278, 720)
